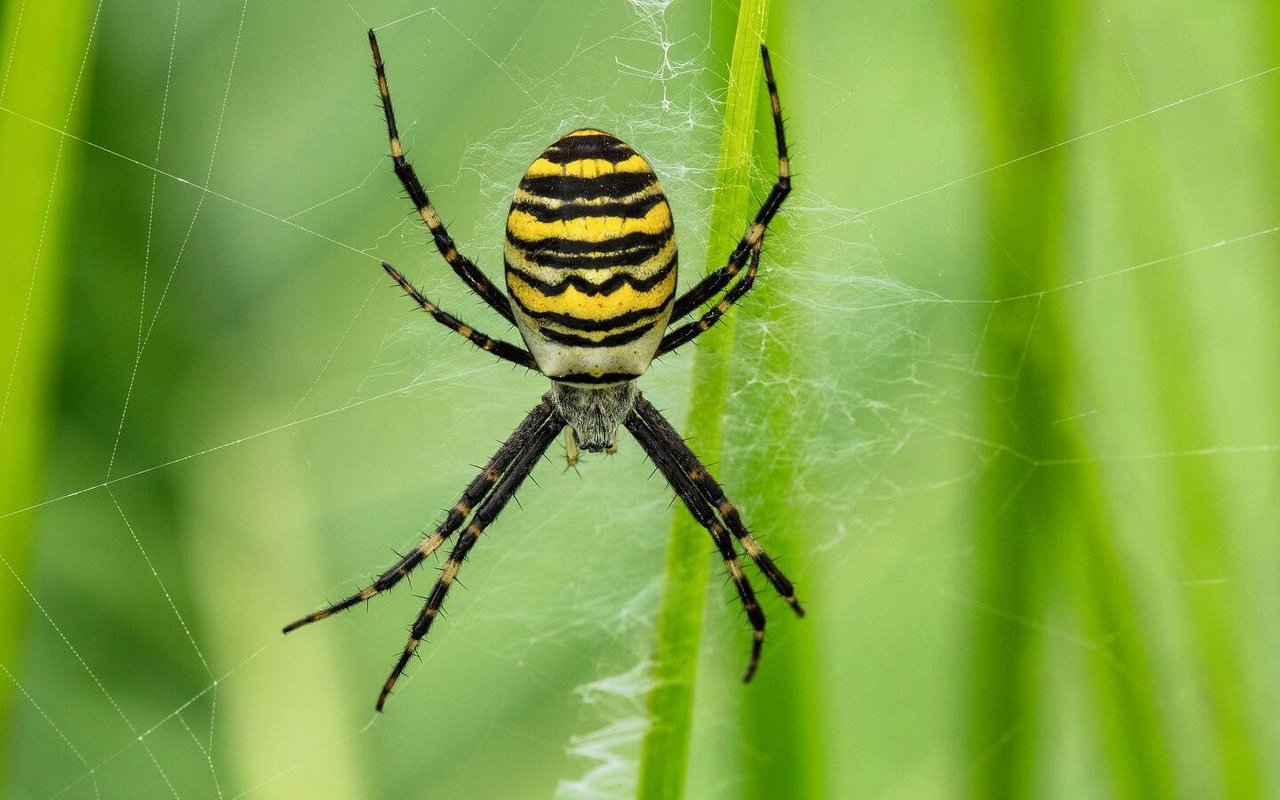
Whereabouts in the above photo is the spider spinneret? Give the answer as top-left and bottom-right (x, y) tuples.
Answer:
(284, 28), (803, 711)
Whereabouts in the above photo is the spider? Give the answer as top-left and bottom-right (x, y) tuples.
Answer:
(284, 29), (804, 711)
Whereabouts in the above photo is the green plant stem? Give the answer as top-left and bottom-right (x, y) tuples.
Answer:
(1094, 105), (1262, 796)
(735, 8), (825, 797)
(0, 0), (95, 784)
(635, 1), (772, 797)
(736, 246), (826, 799)
(957, 2), (1173, 797)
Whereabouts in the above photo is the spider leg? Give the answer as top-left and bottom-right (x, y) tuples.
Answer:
(368, 29), (516, 324)
(624, 392), (771, 682)
(632, 394), (804, 616)
(381, 260), (538, 370)
(656, 238), (762, 357)
(377, 401), (563, 709)
(666, 44), (789, 328)
(283, 394), (561, 635)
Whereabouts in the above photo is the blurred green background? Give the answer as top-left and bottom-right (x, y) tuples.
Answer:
(2, 0), (1277, 798)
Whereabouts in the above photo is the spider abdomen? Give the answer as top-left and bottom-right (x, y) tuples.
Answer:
(505, 129), (676, 384)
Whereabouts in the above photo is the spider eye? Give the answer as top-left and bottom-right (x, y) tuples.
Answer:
(572, 429), (611, 453)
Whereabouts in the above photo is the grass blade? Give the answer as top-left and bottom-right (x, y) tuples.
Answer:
(956, 2), (1186, 796)
(635, 1), (774, 797)
(0, 0), (96, 784)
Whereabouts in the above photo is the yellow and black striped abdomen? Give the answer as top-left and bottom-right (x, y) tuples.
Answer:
(505, 129), (676, 384)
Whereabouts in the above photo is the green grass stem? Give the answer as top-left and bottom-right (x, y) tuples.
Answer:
(733, 8), (826, 798)
(635, 2), (773, 797)
(1094, 105), (1264, 796)
(0, 0), (95, 782)
(957, 2), (1176, 796)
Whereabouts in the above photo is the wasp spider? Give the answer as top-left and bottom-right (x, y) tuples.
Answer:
(284, 30), (803, 710)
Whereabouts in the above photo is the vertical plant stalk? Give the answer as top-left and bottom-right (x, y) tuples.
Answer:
(736, 244), (826, 794)
(735, 7), (825, 797)
(1095, 118), (1264, 795)
(635, 1), (772, 797)
(959, 2), (1074, 790)
(0, 0), (95, 784)
(956, 2), (1175, 797)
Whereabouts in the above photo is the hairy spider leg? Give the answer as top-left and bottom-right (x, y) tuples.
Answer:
(376, 400), (564, 709)
(658, 238), (763, 356)
(626, 392), (777, 681)
(283, 396), (560, 635)
(369, 28), (516, 324)
(665, 45), (790, 332)
(631, 393), (804, 616)
(381, 260), (538, 370)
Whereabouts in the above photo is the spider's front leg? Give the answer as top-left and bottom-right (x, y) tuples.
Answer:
(663, 44), (791, 352)
(368, 28), (515, 324)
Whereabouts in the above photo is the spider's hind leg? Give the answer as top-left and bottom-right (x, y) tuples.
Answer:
(624, 392), (784, 681)
(284, 394), (565, 712)
(375, 397), (564, 709)
(368, 28), (516, 324)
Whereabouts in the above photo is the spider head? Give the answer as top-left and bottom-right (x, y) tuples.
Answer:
(575, 434), (611, 453)
(551, 381), (637, 456)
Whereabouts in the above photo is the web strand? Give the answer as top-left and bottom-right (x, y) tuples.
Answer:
(2, 5), (1276, 798)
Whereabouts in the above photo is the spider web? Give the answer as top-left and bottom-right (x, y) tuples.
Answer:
(1, 0), (1278, 798)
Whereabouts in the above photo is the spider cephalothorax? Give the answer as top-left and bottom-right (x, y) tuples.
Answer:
(551, 382), (636, 458)
(284, 28), (803, 711)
